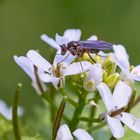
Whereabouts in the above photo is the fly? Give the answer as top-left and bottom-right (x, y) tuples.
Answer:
(59, 40), (113, 70)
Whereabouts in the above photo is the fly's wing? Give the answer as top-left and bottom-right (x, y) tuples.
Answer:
(77, 40), (113, 50)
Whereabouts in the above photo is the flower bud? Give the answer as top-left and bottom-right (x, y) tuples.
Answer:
(102, 69), (108, 81)
(104, 73), (120, 90)
(93, 55), (102, 64)
(102, 55), (116, 75)
(84, 79), (96, 92)
(81, 53), (91, 61)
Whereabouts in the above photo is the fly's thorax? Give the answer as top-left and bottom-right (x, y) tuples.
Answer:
(67, 41), (78, 48)
(67, 41), (85, 56)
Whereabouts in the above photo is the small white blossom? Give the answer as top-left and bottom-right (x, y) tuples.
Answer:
(27, 50), (92, 90)
(56, 124), (94, 140)
(84, 63), (102, 91)
(113, 44), (140, 82)
(97, 81), (140, 138)
(14, 55), (46, 95)
(0, 100), (24, 120)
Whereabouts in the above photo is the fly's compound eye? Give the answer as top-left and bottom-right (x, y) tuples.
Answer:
(61, 44), (67, 55)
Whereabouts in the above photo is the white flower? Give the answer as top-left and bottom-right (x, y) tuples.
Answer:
(27, 50), (92, 90)
(113, 44), (140, 82)
(56, 124), (94, 140)
(84, 63), (102, 91)
(97, 80), (140, 138)
(14, 54), (46, 95)
(0, 100), (24, 120)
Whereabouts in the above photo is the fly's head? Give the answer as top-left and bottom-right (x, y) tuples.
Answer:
(60, 44), (67, 55)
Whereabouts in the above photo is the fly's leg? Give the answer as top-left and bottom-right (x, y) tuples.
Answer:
(87, 53), (108, 72)
(57, 52), (71, 64)
(76, 56), (84, 71)
(87, 53), (97, 63)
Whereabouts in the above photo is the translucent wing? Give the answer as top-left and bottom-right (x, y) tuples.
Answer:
(77, 40), (113, 50)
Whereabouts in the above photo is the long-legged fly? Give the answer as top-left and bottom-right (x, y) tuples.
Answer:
(61, 40), (113, 57)
(58, 40), (113, 70)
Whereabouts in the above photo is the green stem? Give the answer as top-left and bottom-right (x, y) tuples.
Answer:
(87, 91), (100, 129)
(41, 92), (69, 122)
(126, 90), (136, 113)
(59, 89), (78, 107)
(52, 97), (67, 140)
(69, 91), (87, 131)
(88, 121), (106, 131)
(79, 117), (100, 123)
(12, 83), (22, 140)
(133, 95), (140, 107)
(49, 85), (55, 124)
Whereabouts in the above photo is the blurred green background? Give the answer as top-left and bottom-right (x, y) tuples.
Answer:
(0, 0), (140, 138)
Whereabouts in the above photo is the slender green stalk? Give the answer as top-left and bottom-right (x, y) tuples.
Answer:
(87, 91), (100, 129)
(69, 90), (87, 131)
(49, 85), (56, 124)
(126, 90), (136, 112)
(12, 83), (22, 140)
(59, 89), (78, 107)
(88, 121), (106, 131)
(79, 117), (100, 123)
(52, 97), (67, 140)
(41, 92), (69, 122)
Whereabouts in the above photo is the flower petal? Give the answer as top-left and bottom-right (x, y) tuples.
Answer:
(87, 63), (102, 84)
(0, 100), (24, 120)
(113, 44), (130, 72)
(63, 29), (81, 41)
(14, 55), (34, 80)
(84, 63), (102, 92)
(87, 35), (98, 41)
(131, 65), (140, 81)
(40, 34), (60, 50)
(27, 50), (52, 72)
(97, 82), (115, 112)
(113, 81), (132, 109)
(64, 61), (92, 76)
(0, 100), (12, 120)
(56, 124), (73, 140)
(55, 34), (69, 45)
(39, 74), (53, 83)
(120, 112), (140, 134)
(107, 115), (124, 138)
(73, 129), (94, 140)
(52, 77), (65, 90)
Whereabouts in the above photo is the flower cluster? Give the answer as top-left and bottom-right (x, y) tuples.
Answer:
(14, 29), (140, 139)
